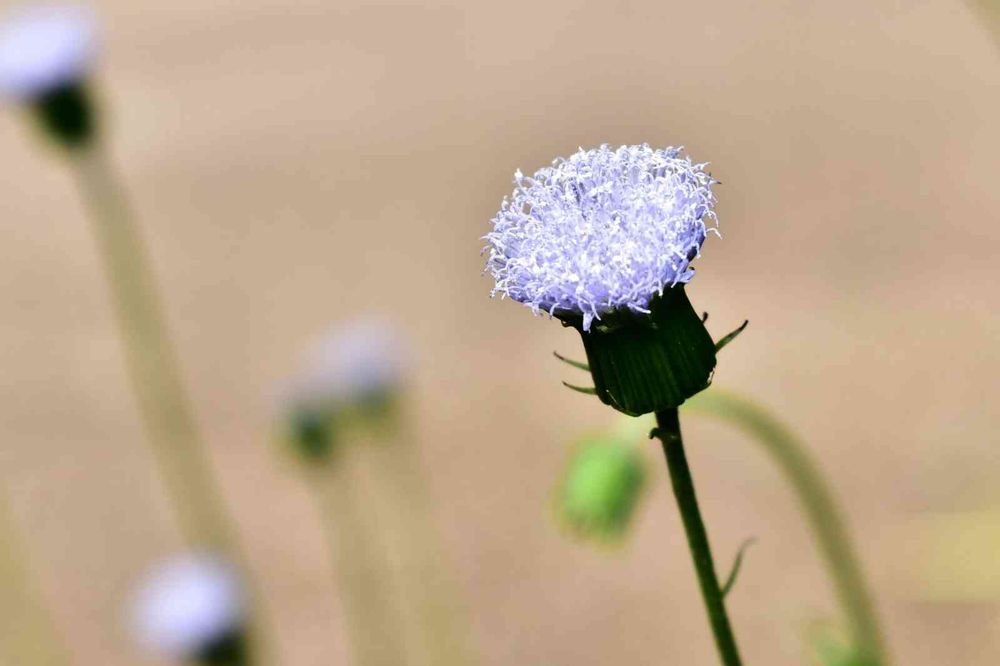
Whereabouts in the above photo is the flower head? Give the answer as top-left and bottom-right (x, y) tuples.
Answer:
(130, 553), (245, 660)
(485, 144), (717, 331)
(284, 315), (406, 412)
(277, 316), (407, 461)
(0, 5), (96, 101)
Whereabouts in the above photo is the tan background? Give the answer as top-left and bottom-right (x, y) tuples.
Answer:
(1, 1), (999, 664)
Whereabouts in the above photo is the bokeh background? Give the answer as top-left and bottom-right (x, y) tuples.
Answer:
(1, 1), (998, 664)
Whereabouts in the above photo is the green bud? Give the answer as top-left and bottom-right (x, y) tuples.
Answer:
(558, 435), (647, 541)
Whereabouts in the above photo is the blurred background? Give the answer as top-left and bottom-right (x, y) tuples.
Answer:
(1, 0), (998, 664)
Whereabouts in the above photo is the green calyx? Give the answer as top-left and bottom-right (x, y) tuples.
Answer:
(288, 409), (337, 463)
(195, 628), (251, 666)
(561, 285), (717, 416)
(32, 81), (95, 149)
(284, 390), (400, 465)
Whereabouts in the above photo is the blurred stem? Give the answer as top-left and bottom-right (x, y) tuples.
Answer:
(0, 490), (68, 666)
(653, 408), (743, 666)
(357, 421), (477, 666)
(70, 145), (229, 549)
(969, 0), (1000, 49)
(309, 454), (410, 666)
(684, 389), (888, 666)
(68, 146), (271, 663)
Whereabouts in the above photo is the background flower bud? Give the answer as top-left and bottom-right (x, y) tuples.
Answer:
(557, 435), (647, 541)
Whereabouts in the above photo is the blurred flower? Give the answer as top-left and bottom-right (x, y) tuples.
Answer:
(485, 144), (717, 331)
(557, 434), (647, 541)
(300, 316), (406, 406)
(130, 553), (246, 662)
(0, 4), (96, 101)
(279, 316), (407, 461)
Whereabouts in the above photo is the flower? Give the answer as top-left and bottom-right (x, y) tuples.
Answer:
(0, 5), (96, 101)
(284, 316), (406, 413)
(485, 144), (717, 331)
(130, 553), (246, 660)
(278, 316), (407, 460)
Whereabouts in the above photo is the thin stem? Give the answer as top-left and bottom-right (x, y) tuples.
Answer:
(310, 455), (411, 666)
(71, 146), (229, 548)
(685, 390), (888, 666)
(68, 146), (272, 662)
(0, 490), (68, 666)
(357, 424), (477, 666)
(654, 408), (743, 666)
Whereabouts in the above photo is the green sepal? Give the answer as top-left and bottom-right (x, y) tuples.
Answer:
(32, 82), (96, 149)
(562, 285), (717, 416)
(720, 537), (756, 599)
(553, 351), (590, 371)
(715, 320), (749, 352)
(562, 382), (597, 395)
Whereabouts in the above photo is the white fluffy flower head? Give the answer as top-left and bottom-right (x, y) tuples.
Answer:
(130, 553), (245, 658)
(0, 4), (96, 101)
(485, 144), (717, 331)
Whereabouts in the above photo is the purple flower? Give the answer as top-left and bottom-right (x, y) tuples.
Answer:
(130, 553), (245, 659)
(485, 144), (717, 331)
(0, 5), (96, 101)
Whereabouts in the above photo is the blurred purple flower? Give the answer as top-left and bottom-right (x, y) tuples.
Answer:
(0, 4), (96, 101)
(283, 315), (407, 413)
(130, 553), (245, 659)
(485, 144), (717, 331)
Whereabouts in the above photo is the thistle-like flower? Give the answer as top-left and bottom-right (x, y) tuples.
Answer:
(279, 316), (407, 461)
(558, 434), (647, 541)
(485, 144), (717, 332)
(130, 553), (247, 663)
(486, 144), (726, 416)
(0, 4), (97, 147)
(0, 4), (95, 101)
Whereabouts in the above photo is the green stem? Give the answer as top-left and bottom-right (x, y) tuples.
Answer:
(71, 146), (229, 549)
(0, 490), (68, 666)
(685, 390), (888, 666)
(358, 425), (477, 666)
(654, 408), (743, 666)
(68, 146), (272, 662)
(310, 454), (410, 666)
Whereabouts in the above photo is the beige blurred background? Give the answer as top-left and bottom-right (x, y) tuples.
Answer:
(1, 0), (998, 664)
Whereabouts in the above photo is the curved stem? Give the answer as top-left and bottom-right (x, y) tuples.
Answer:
(654, 408), (744, 666)
(685, 390), (888, 666)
